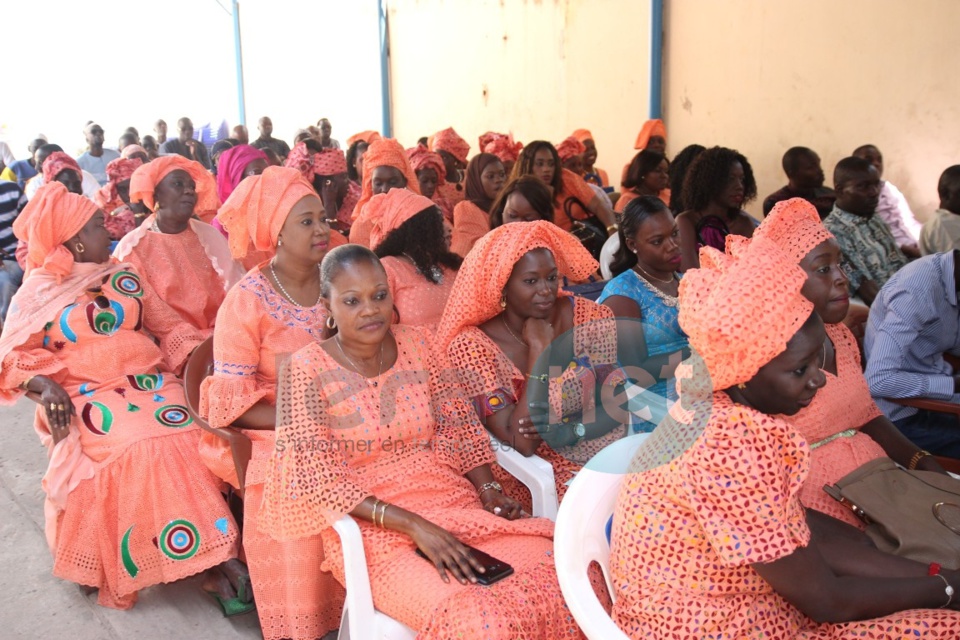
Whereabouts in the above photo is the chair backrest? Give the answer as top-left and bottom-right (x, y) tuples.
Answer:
(599, 234), (620, 280)
(555, 433), (648, 640)
(182, 336), (215, 421)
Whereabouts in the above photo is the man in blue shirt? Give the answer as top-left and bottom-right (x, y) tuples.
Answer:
(6, 138), (46, 188)
(864, 250), (960, 456)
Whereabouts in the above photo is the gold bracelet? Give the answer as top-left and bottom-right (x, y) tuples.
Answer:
(379, 504), (390, 529)
(908, 450), (933, 470)
(527, 373), (549, 384)
(19, 375), (36, 391)
(370, 499), (382, 525)
(606, 224), (619, 234)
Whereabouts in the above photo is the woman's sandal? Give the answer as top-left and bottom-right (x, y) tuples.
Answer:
(202, 587), (256, 618)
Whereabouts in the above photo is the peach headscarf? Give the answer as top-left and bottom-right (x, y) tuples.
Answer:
(746, 197), (835, 265)
(42, 152), (82, 183)
(128, 155), (219, 216)
(95, 157), (142, 212)
(365, 189), (438, 249)
(347, 130), (382, 147)
(633, 119), (666, 150)
(436, 220), (598, 349)
(13, 182), (98, 279)
(217, 166), (317, 260)
(556, 136), (586, 162)
(677, 237), (813, 392)
(353, 137), (421, 221)
(406, 145), (447, 186)
(571, 129), (594, 144)
(480, 132), (523, 164)
(121, 144), (148, 160)
(431, 127), (470, 164)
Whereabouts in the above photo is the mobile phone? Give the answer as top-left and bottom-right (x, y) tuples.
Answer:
(415, 544), (515, 586)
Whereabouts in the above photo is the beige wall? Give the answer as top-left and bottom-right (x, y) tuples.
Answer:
(387, 0), (652, 183)
(663, 0), (960, 222)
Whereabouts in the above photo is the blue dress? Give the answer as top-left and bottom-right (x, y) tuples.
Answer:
(597, 269), (689, 432)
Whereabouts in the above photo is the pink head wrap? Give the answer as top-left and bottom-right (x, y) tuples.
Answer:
(481, 133), (523, 164)
(120, 144), (148, 160)
(406, 145), (447, 186)
(217, 144), (269, 203)
(42, 152), (82, 184)
(314, 149), (348, 176)
(556, 136), (586, 161)
(431, 127), (470, 164)
(95, 157), (143, 211)
(747, 197), (835, 265)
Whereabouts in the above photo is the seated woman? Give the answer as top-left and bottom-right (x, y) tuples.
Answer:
(512, 141), (617, 238)
(94, 157), (147, 241)
(616, 150), (669, 213)
(345, 130), (381, 188)
(748, 198), (945, 526)
(437, 221), (626, 507)
(450, 152), (506, 257)
(0, 183), (247, 613)
(489, 175), (555, 229)
(430, 126), (470, 209)
(258, 244), (581, 638)
(202, 166), (344, 640)
(597, 196), (688, 432)
(408, 144), (453, 221)
(368, 189), (461, 327)
(609, 236), (960, 638)
(348, 138), (422, 248)
(114, 156), (244, 372)
(676, 146), (758, 270)
(42, 151), (85, 195)
(216, 144), (268, 205)
(666, 143), (706, 213)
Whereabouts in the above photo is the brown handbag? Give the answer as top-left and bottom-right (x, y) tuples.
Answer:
(823, 457), (960, 569)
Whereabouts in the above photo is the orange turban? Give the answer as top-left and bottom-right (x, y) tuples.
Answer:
(633, 119), (666, 150)
(13, 182), (98, 279)
(406, 145), (446, 185)
(571, 129), (594, 143)
(42, 152), (82, 183)
(128, 155), (219, 216)
(347, 130), (382, 147)
(677, 237), (813, 392)
(481, 133), (523, 164)
(436, 220), (598, 349)
(353, 137), (421, 221)
(216, 166), (317, 260)
(747, 197), (835, 265)
(556, 136), (586, 161)
(431, 127), (470, 164)
(365, 189), (438, 249)
(95, 157), (143, 211)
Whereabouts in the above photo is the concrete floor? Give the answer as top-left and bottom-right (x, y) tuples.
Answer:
(0, 399), (265, 639)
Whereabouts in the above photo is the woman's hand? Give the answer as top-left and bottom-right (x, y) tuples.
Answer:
(480, 490), (524, 520)
(522, 318), (554, 351)
(407, 516), (486, 585)
(319, 178), (340, 221)
(37, 378), (75, 443)
(516, 403), (550, 441)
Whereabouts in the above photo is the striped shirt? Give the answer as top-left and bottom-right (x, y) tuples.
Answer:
(823, 205), (907, 293)
(864, 251), (960, 421)
(0, 180), (24, 255)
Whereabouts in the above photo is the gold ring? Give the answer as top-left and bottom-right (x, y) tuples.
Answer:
(57, 404), (65, 411)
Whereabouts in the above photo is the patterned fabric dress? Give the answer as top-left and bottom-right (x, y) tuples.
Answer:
(446, 296), (626, 509)
(381, 257), (457, 328)
(198, 266), (344, 639)
(258, 325), (583, 638)
(609, 393), (960, 639)
(450, 199), (490, 258)
(782, 322), (886, 527)
(0, 267), (238, 609)
(597, 269), (688, 432)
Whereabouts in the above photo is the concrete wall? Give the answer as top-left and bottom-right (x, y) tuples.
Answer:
(663, 0), (960, 221)
(387, 0), (652, 184)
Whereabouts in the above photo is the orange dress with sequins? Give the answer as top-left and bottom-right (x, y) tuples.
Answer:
(198, 266), (344, 639)
(258, 325), (583, 639)
(609, 393), (960, 639)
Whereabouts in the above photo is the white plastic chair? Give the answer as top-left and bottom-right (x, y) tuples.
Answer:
(554, 433), (649, 640)
(491, 435), (559, 520)
(599, 234), (620, 280)
(334, 515), (417, 639)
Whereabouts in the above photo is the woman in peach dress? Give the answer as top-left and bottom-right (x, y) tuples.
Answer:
(202, 166), (345, 639)
(348, 137), (422, 248)
(609, 236), (960, 639)
(449, 152), (506, 257)
(0, 183), (245, 613)
(258, 244), (582, 638)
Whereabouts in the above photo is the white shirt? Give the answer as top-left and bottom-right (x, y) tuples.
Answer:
(77, 149), (121, 185)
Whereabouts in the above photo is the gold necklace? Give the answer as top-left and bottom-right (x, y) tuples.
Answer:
(501, 315), (528, 347)
(633, 262), (676, 285)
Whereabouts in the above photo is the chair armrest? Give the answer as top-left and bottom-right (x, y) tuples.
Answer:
(888, 397), (960, 416)
(491, 435), (558, 520)
(333, 515), (377, 636)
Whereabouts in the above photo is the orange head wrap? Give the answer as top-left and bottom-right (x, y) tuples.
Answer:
(347, 130), (382, 148)
(95, 157), (143, 211)
(42, 152), (82, 184)
(436, 220), (598, 349)
(556, 136), (586, 161)
(746, 197), (835, 265)
(353, 138), (421, 221)
(365, 189), (439, 249)
(216, 166), (318, 260)
(481, 132), (523, 164)
(571, 129), (594, 144)
(633, 119), (667, 150)
(128, 155), (219, 216)
(431, 127), (470, 164)
(406, 145), (447, 186)
(13, 182), (99, 279)
(677, 237), (813, 392)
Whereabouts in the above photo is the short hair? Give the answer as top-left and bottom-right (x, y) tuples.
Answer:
(680, 146), (757, 212)
(833, 156), (875, 189)
(488, 175), (555, 228)
(938, 165), (960, 200)
(623, 150), (667, 190)
(852, 144), (879, 157)
(782, 146), (816, 177)
(35, 143), (64, 169)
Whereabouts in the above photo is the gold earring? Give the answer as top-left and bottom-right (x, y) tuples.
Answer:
(737, 383), (746, 390)
(75, 242), (85, 254)
(153, 201), (161, 212)
(499, 295), (507, 309)
(325, 316), (336, 329)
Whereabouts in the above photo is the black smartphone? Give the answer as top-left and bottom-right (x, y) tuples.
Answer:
(415, 545), (515, 586)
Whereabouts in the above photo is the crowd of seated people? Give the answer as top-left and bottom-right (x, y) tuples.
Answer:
(2, 114), (960, 639)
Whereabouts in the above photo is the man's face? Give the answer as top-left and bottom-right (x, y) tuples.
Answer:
(259, 118), (273, 137)
(85, 124), (104, 147)
(178, 119), (194, 142)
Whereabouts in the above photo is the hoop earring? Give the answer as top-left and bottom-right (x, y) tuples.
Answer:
(499, 295), (507, 310)
(75, 242), (85, 254)
(325, 316), (336, 330)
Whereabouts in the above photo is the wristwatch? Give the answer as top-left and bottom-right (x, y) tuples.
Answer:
(573, 422), (586, 446)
